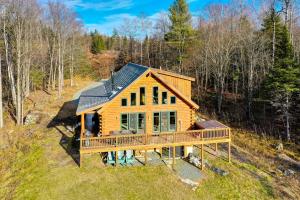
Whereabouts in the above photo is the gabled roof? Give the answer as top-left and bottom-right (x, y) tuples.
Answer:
(150, 72), (199, 109)
(76, 63), (198, 115)
(76, 63), (148, 114)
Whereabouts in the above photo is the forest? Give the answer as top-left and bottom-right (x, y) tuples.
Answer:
(0, 0), (299, 142)
(90, 0), (300, 142)
(0, 0), (300, 199)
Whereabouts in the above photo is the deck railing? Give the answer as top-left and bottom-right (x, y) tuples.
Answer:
(80, 128), (230, 151)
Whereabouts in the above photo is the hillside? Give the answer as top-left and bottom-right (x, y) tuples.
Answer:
(0, 77), (299, 200)
(87, 50), (118, 79)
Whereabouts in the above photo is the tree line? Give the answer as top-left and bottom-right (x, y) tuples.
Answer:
(90, 0), (300, 141)
(0, 0), (89, 127)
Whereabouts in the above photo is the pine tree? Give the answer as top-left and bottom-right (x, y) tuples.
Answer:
(263, 12), (300, 140)
(165, 0), (194, 71)
(90, 30), (106, 54)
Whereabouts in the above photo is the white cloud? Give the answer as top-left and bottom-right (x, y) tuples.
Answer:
(39, 0), (134, 11)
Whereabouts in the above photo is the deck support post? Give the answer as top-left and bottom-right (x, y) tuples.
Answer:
(228, 142), (231, 163)
(160, 148), (163, 158)
(201, 144), (204, 170)
(172, 146), (175, 169)
(215, 143), (218, 152)
(115, 151), (118, 167)
(144, 150), (147, 165)
(184, 146), (188, 157)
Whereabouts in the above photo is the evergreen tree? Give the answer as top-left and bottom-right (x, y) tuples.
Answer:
(90, 30), (106, 54)
(262, 12), (300, 140)
(165, 0), (194, 71)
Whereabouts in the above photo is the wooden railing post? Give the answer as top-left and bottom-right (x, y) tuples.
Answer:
(116, 136), (118, 147)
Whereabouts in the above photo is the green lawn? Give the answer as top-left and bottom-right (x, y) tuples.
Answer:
(1, 127), (277, 200)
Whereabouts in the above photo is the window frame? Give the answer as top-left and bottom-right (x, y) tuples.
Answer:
(168, 111), (177, 131)
(120, 112), (146, 133)
(152, 86), (159, 105)
(152, 112), (160, 133)
(170, 96), (176, 104)
(121, 98), (127, 106)
(140, 87), (146, 106)
(162, 91), (168, 104)
(130, 93), (136, 106)
(120, 113), (128, 130)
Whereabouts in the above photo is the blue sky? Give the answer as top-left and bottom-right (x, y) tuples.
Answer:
(40, 0), (231, 35)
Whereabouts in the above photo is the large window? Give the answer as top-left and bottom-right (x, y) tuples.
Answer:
(152, 111), (177, 133)
(162, 92), (167, 104)
(153, 87), (158, 104)
(131, 93), (136, 106)
(121, 98), (127, 106)
(121, 113), (145, 133)
(140, 87), (145, 105)
(153, 112), (160, 132)
(170, 96), (176, 104)
(121, 114), (128, 130)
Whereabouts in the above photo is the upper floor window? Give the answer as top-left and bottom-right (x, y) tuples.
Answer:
(140, 87), (145, 105)
(121, 98), (127, 106)
(162, 92), (167, 104)
(131, 93), (136, 106)
(170, 96), (176, 104)
(153, 87), (158, 104)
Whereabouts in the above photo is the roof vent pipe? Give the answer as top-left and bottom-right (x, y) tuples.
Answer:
(111, 70), (115, 91)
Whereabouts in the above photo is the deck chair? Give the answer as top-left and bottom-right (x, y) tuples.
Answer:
(126, 150), (134, 165)
(107, 151), (116, 165)
(117, 151), (126, 165)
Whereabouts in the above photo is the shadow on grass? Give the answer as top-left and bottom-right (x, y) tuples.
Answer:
(47, 99), (80, 167)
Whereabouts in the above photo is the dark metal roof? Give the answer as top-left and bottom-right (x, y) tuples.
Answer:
(76, 63), (148, 114)
(195, 120), (229, 129)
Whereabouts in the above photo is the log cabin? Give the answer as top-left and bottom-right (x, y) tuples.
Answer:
(76, 63), (231, 168)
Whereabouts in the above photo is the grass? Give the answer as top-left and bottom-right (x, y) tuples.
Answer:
(195, 149), (275, 200)
(0, 77), (298, 200)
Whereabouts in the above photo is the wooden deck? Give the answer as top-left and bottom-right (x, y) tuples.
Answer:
(80, 128), (231, 154)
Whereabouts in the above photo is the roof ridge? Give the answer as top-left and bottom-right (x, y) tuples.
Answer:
(128, 62), (149, 69)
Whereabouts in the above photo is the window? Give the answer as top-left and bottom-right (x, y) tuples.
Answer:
(140, 87), (145, 105)
(153, 112), (160, 132)
(170, 96), (176, 104)
(162, 92), (167, 104)
(152, 111), (177, 133)
(131, 93), (136, 106)
(138, 113), (145, 133)
(153, 87), (158, 104)
(161, 112), (168, 132)
(129, 113), (137, 131)
(120, 113), (145, 133)
(121, 114), (128, 130)
(121, 98), (127, 106)
(169, 112), (176, 131)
